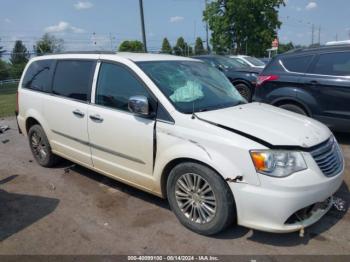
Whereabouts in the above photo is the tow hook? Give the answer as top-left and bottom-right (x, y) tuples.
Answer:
(332, 196), (347, 212)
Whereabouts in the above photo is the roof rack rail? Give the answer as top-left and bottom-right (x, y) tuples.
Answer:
(57, 51), (117, 54)
(37, 51), (117, 56)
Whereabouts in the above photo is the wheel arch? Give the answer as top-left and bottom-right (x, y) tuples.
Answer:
(272, 98), (312, 116)
(160, 157), (230, 199)
(26, 117), (41, 133)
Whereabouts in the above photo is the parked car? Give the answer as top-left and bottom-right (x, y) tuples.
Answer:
(254, 45), (350, 132)
(258, 57), (271, 65)
(193, 55), (262, 101)
(229, 55), (266, 69)
(17, 52), (344, 235)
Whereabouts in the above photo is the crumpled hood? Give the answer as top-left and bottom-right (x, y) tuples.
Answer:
(196, 102), (331, 148)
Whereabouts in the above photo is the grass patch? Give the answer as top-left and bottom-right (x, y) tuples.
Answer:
(0, 83), (18, 117)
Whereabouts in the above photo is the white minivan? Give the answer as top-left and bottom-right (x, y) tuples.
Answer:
(17, 52), (344, 235)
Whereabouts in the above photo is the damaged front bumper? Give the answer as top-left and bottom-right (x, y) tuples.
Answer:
(229, 161), (344, 233)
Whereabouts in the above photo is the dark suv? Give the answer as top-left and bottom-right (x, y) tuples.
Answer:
(254, 45), (350, 132)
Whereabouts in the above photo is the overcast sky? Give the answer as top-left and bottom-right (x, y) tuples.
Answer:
(0, 0), (349, 55)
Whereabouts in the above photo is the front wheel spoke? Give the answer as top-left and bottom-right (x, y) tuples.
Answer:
(193, 175), (199, 191)
(175, 190), (190, 198)
(189, 205), (195, 220)
(177, 180), (191, 193)
(202, 203), (216, 216)
(184, 174), (194, 190)
(197, 205), (207, 223)
(181, 199), (192, 211)
(201, 195), (216, 205)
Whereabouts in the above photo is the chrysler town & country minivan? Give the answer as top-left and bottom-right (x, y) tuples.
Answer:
(17, 52), (344, 235)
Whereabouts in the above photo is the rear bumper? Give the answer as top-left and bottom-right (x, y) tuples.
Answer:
(15, 111), (22, 134)
(230, 162), (344, 233)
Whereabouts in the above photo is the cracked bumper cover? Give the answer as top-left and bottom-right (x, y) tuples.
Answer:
(229, 163), (344, 233)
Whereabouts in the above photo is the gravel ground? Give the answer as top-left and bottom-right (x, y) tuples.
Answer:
(0, 117), (349, 255)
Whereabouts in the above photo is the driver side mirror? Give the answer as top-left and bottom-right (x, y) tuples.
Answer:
(128, 96), (150, 116)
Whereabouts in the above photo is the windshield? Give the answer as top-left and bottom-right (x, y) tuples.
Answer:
(244, 56), (265, 66)
(231, 57), (251, 67)
(213, 56), (249, 70)
(137, 61), (246, 113)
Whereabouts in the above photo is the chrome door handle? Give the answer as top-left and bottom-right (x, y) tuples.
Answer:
(72, 109), (85, 118)
(89, 114), (104, 122)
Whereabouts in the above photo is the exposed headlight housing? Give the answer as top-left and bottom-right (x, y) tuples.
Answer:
(250, 150), (307, 177)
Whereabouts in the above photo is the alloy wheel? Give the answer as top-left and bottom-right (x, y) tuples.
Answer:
(175, 173), (217, 224)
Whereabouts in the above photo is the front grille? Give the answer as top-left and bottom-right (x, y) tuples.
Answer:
(311, 136), (343, 177)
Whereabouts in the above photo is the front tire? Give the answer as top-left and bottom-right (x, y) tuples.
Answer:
(278, 103), (307, 116)
(28, 125), (60, 167)
(167, 162), (235, 235)
(235, 83), (252, 101)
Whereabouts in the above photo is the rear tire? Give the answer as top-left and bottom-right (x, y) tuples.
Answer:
(235, 83), (252, 101)
(167, 162), (235, 235)
(28, 125), (60, 167)
(278, 103), (307, 116)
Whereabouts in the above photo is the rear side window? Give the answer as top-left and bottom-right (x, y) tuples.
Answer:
(95, 62), (150, 112)
(281, 55), (313, 73)
(52, 60), (95, 102)
(311, 52), (350, 76)
(22, 60), (54, 92)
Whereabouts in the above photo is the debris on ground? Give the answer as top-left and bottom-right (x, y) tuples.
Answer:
(333, 197), (347, 212)
(28, 160), (33, 163)
(64, 164), (76, 175)
(48, 183), (56, 191)
(1, 139), (9, 144)
(0, 125), (10, 134)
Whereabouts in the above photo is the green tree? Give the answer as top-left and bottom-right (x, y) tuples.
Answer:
(173, 37), (192, 56)
(278, 41), (294, 54)
(118, 40), (144, 52)
(0, 60), (10, 80)
(10, 40), (30, 65)
(0, 38), (5, 58)
(34, 33), (64, 55)
(204, 0), (285, 56)
(161, 38), (172, 54)
(194, 37), (205, 55)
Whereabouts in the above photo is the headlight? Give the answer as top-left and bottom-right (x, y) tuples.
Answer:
(250, 150), (307, 177)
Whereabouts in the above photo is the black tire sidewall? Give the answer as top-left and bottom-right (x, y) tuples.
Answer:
(167, 162), (235, 235)
(279, 104), (307, 115)
(235, 83), (252, 101)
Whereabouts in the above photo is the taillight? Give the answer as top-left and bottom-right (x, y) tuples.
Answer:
(256, 75), (279, 87)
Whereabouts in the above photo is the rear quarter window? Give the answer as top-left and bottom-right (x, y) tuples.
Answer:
(281, 55), (313, 73)
(22, 60), (54, 92)
(311, 51), (350, 76)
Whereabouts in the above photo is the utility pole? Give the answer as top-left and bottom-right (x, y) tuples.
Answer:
(318, 25), (321, 44)
(311, 24), (314, 45)
(205, 0), (209, 53)
(139, 0), (147, 52)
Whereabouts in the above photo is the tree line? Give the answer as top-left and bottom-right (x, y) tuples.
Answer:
(0, 33), (64, 80)
(0, 34), (208, 80)
(118, 36), (207, 56)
